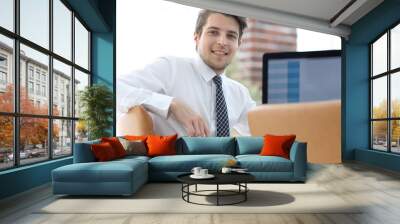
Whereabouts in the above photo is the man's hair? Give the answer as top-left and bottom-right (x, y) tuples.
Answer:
(194, 9), (247, 39)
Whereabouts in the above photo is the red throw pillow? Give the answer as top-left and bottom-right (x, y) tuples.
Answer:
(260, 134), (296, 159)
(146, 134), (178, 157)
(101, 137), (127, 158)
(91, 142), (117, 161)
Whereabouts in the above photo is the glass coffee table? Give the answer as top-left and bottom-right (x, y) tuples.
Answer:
(177, 172), (255, 206)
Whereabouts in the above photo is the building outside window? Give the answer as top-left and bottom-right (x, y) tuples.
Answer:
(371, 23), (400, 154)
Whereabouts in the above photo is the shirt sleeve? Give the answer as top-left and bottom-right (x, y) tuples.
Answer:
(117, 57), (174, 118)
(233, 87), (257, 136)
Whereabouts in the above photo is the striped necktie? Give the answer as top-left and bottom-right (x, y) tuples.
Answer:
(213, 75), (230, 137)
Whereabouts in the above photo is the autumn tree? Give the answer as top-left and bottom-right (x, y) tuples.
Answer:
(0, 84), (60, 151)
(372, 99), (400, 143)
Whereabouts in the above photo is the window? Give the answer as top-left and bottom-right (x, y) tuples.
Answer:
(0, 0), (13, 32)
(0, 55), (6, 67)
(0, 34), (13, 113)
(28, 81), (34, 94)
(0, 0), (91, 170)
(36, 83), (40, 95)
(41, 73), (46, 83)
(0, 71), (6, 84)
(42, 85), (46, 97)
(20, 0), (49, 49)
(28, 67), (34, 80)
(371, 23), (400, 154)
(75, 18), (89, 70)
(35, 70), (40, 81)
(0, 54), (8, 86)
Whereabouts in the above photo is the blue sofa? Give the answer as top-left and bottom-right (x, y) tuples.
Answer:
(52, 137), (307, 196)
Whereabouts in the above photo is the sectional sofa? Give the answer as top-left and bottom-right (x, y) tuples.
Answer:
(52, 136), (307, 196)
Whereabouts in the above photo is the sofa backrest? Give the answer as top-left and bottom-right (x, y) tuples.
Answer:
(235, 136), (263, 155)
(73, 139), (100, 163)
(248, 100), (341, 163)
(176, 137), (236, 155)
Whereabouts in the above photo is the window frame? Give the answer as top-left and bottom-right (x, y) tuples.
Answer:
(370, 20), (400, 154)
(0, 0), (92, 171)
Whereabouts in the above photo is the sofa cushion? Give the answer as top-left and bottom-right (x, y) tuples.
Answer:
(148, 154), (235, 172)
(101, 137), (127, 158)
(236, 155), (293, 172)
(177, 137), (235, 155)
(119, 138), (147, 156)
(236, 136), (263, 155)
(147, 134), (178, 157)
(91, 142), (118, 161)
(260, 134), (296, 159)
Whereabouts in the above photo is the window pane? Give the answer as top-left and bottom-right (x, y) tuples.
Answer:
(20, 0), (49, 49)
(391, 72), (400, 118)
(391, 24), (400, 70)
(53, 0), (72, 60)
(74, 69), (89, 118)
(74, 18), (89, 69)
(53, 119), (72, 158)
(372, 77), (387, 119)
(20, 117), (49, 165)
(53, 59), (72, 117)
(75, 120), (88, 143)
(0, 34), (14, 112)
(372, 121), (387, 151)
(0, 116), (13, 170)
(391, 120), (400, 153)
(20, 44), (49, 115)
(0, 0), (13, 31)
(372, 34), (387, 76)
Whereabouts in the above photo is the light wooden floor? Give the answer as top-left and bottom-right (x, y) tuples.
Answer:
(1, 162), (400, 224)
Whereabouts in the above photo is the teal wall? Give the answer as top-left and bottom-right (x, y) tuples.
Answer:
(0, 158), (72, 199)
(344, 0), (400, 171)
(91, 0), (116, 135)
(0, 0), (116, 200)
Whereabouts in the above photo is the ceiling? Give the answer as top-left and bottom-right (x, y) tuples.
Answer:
(166, 0), (384, 38)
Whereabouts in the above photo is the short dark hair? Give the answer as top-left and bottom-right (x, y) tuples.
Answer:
(194, 9), (247, 39)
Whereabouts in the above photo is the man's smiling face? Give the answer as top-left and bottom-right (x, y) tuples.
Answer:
(194, 13), (241, 75)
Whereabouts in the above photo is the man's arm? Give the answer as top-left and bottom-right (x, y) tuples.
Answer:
(117, 57), (209, 136)
(117, 57), (174, 118)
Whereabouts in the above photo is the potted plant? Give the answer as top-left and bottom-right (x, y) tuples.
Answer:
(79, 84), (113, 140)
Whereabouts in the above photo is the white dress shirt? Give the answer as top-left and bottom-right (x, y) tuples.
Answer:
(117, 54), (256, 137)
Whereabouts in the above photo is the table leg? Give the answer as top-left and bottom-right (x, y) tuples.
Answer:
(217, 184), (219, 206)
(245, 183), (247, 201)
(195, 184), (197, 192)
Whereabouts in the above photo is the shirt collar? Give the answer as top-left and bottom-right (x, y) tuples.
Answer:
(194, 53), (226, 83)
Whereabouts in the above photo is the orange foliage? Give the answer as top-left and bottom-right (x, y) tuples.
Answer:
(0, 84), (60, 149)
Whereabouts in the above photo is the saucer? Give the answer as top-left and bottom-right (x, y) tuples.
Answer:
(190, 174), (215, 179)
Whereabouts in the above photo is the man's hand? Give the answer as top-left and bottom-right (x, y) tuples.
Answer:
(169, 99), (210, 137)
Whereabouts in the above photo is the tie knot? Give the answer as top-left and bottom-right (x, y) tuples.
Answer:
(213, 75), (222, 86)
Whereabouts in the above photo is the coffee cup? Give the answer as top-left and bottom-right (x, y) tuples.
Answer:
(200, 169), (208, 176)
(191, 167), (202, 176)
(221, 167), (231, 173)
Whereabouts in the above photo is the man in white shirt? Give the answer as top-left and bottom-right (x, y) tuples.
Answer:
(117, 10), (256, 137)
